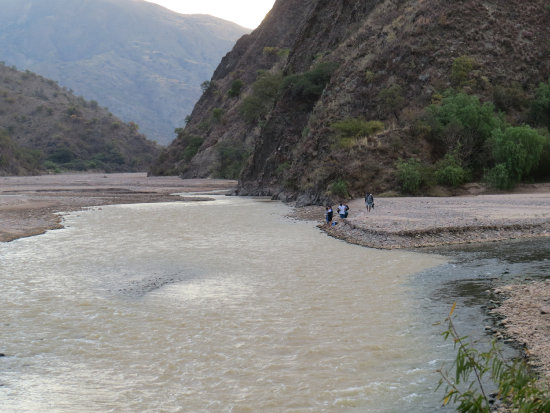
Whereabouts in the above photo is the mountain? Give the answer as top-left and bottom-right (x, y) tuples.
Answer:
(0, 62), (160, 175)
(150, 0), (550, 204)
(0, 0), (249, 144)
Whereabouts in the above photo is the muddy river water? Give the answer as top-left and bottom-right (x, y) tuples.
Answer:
(2, 196), (546, 412)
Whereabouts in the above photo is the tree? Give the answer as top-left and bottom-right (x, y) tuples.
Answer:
(378, 84), (405, 119)
(530, 79), (550, 128)
(428, 91), (504, 171)
(228, 79), (244, 97)
(200, 80), (215, 93)
(487, 125), (546, 186)
(396, 158), (425, 194)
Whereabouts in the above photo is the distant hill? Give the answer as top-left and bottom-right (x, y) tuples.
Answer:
(0, 62), (160, 175)
(0, 0), (249, 144)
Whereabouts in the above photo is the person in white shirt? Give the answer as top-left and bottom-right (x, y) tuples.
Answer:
(337, 203), (346, 219)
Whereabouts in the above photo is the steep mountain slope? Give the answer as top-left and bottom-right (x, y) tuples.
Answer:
(0, 0), (249, 144)
(151, 0), (550, 204)
(0, 63), (160, 175)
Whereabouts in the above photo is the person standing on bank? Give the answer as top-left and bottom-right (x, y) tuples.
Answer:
(365, 192), (374, 212)
(337, 203), (347, 219)
(325, 205), (333, 226)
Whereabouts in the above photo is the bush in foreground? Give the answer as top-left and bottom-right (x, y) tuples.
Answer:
(437, 304), (550, 412)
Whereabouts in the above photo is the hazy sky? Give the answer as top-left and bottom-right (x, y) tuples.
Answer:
(145, 0), (276, 28)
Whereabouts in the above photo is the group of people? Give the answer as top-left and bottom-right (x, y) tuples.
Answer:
(324, 192), (375, 226)
(324, 202), (349, 226)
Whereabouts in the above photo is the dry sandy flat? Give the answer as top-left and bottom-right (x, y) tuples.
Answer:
(292, 187), (550, 249)
(0, 172), (237, 242)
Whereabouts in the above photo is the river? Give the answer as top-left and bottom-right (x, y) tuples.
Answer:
(2, 196), (543, 412)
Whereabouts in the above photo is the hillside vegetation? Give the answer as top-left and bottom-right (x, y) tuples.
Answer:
(0, 0), (249, 144)
(151, 0), (550, 204)
(0, 63), (160, 175)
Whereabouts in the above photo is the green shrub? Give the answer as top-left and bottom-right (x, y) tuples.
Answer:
(489, 125), (546, 185)
(396, 158), (426, 194)
(92, 148), (125, 165)
(410, 119), (432, 139)
(262, 46), (279, 55)
(329, 179), (349, 198)
(492, 83), (527, 112)
(64, 159), (89, 171)
(484, 163), (513, 190)
(434, 153), (471, 187)
(450, 56), (475, 87)
(228, 79), (244, 97)
(275, 161), (291, 175)
(253, 71), (284, 100)
(240, 95), (268, 124)
(42, 160), (61, 172)
(212, 108), (224, 123)
(277, 48), (290, 57)
(530, 79), (550, 128)
(200, 80), (215, 93)
(427, 91), (504, 170)
(47, 147), (75, 163)
(532, 129), (550, 180)
(182, 135), (204, 161)
(239, 72), (283, 124)
(331, 118), (384, 139)
(330, 118), (384, 149)
(438, 304), (550, 412)
(66, 105), (79, 116)
(282, 61), (338, 103)
(364, 70), (376, 83)
(378, 84), (405, 118)
(216, 142), (249, 179)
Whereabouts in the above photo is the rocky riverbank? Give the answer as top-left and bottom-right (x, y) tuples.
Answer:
(291, 190), (550, 249)
(492, 281), (550, 382)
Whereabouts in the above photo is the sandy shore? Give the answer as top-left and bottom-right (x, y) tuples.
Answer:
(292, 189), (550, 249)
(0, 172), (236, 242)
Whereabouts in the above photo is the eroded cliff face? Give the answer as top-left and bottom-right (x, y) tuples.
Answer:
(150, 0), (550, 204)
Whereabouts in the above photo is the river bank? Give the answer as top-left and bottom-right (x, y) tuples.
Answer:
(290, 188), (550, 250)
(492, 280), (550, 381)
(0, 173), (236, 242)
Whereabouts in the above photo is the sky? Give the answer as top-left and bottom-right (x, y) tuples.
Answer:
(145, 0), (276, 29)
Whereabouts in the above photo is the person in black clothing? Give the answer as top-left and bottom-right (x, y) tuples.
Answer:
(325, 205), (333, 226)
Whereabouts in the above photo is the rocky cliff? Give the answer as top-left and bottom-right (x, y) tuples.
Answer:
(150, 0), (550, 204)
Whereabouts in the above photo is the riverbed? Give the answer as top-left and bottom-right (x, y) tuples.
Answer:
(1, 195), (547, 412)
(0, 196), (450, 412)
